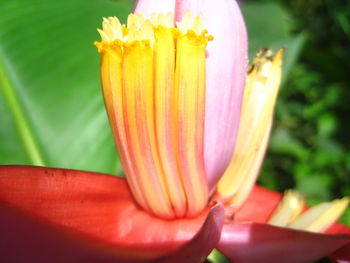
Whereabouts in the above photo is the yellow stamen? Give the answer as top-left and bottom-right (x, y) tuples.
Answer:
(95, 13), (212, 219)
(216, 48), (284, 208)
(288, 197), (349, 232)
(268, 190), (305, 227)
(267, 190), (349, 233)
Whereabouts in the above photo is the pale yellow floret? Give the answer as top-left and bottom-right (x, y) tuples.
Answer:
(98, 16), (124, 42)
(268, 190), (305, 227)
(267, 191), (349, 233)
(151, 12), (174, 27)
(127, 13), (145, 30)
(176, 11), (204, 35)
(287, 197), (349, 232)
(97, 29), (111, 43)
(127, 19), (155, 44)
(97, 12), (210, 46)
(95, 12), (211, 219)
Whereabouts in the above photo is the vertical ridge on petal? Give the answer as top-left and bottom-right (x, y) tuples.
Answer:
(153, 24), (187, 218)
(175, 30), (210, 217)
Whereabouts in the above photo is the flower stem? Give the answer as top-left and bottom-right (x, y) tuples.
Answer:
(0, 54), (45, 166)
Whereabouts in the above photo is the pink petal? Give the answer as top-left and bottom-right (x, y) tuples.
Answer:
(174, 0), (248, 191)
(134, 0), (175, 16)
(0, 165), (223, 261)
(218, 222), (350, 263)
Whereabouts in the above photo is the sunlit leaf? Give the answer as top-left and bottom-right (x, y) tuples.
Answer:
(241, 2), (306, 82)
(0, 0), (133, 174)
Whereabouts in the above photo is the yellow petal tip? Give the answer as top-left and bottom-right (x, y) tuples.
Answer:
(268, 190), (305, 227)
(288, 196), (349, 233)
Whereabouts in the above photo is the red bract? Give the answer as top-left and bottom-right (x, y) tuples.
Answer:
(0, 166), (349, 263)
(0, 165), (224, 263)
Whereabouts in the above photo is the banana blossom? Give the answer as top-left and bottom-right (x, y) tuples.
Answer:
(1, 0), (350, 262)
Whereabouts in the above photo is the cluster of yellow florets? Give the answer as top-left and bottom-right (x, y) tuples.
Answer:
(96, 12), (211, 49)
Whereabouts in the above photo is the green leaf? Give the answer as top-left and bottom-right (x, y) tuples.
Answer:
(0, 0), (133, 174)
(269, 127), (307, 159)
(241, 2), (306, 83)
